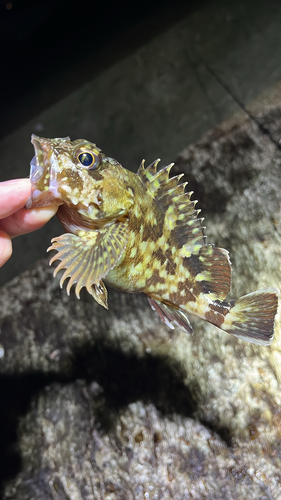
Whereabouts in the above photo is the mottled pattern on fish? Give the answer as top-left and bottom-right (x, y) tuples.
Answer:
(27, 135), (279, 345)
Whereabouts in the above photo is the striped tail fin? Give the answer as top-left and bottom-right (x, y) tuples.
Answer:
(222, 288), (279, 345)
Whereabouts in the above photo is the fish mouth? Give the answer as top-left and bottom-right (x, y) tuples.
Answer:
(26, 134), (62, 209)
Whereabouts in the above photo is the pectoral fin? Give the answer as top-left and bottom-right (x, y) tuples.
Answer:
(48, 221), (129, 299)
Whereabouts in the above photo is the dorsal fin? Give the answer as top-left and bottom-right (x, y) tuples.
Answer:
(137, 159), (232, 301)
(137, 159), (206, 252)
(193, 245), (232, 300)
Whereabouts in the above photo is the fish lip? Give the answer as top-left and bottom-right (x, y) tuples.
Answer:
(30, 135), (44, 184)
(26, 134), (62, 209)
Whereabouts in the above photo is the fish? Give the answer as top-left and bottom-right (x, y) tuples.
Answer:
(27, 134), (279, 345)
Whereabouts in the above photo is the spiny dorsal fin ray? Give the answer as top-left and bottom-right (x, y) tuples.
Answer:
(145, 163), (175, 190)
(190, 245), (232, 301)
(138, 159), (206, 251)
(137, 159), (161, 186)
(155, 175), (187, 198)
(158, 182), (186, 201)
(47, 221), (129, 300)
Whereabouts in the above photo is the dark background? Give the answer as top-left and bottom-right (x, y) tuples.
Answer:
(0, 0), (202, 140)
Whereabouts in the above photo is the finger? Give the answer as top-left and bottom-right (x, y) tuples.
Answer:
(0, 179), (32, 219)
(0, 205), (58, 239)
(0, 229), (12, 268)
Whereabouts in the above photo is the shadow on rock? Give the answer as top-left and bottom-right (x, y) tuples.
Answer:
(0, 340), (198, 495)
(0, 372), (55, 490)
(69, 341), (198, 429)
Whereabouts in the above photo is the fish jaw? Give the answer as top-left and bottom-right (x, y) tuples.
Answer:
(26, 134), (65, 209)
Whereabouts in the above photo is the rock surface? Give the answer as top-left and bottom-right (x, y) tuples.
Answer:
(1, 107), (281, 499)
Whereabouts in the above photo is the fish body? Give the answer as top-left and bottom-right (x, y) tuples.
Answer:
(27, 135), (279, 345)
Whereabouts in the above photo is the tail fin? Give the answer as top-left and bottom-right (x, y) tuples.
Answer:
(222, 288), (279, 345)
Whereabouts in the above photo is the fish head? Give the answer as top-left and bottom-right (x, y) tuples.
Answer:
(27, 135), (134, 227)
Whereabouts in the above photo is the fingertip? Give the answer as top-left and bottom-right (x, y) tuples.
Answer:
(13, 205), (58, 236)
(26, 206), (58, 226)
(1, 205), (58, 239)
(0, 230), (12, 268)
(0, 179), (32, 219)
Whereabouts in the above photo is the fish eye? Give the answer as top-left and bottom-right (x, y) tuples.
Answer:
(77, 151), (100, 170)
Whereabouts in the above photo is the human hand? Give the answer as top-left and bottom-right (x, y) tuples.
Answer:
(0, 178), (57, 268)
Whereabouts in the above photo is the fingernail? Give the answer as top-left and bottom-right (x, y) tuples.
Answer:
(28, 206), (58, 222)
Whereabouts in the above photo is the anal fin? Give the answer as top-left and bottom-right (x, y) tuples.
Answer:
(147, 297), (193, 334)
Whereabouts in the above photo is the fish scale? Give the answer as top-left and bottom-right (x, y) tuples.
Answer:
(27, 135), (279, 345)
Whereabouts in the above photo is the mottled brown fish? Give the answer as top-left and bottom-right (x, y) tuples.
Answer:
(27, 135), (279, 345)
